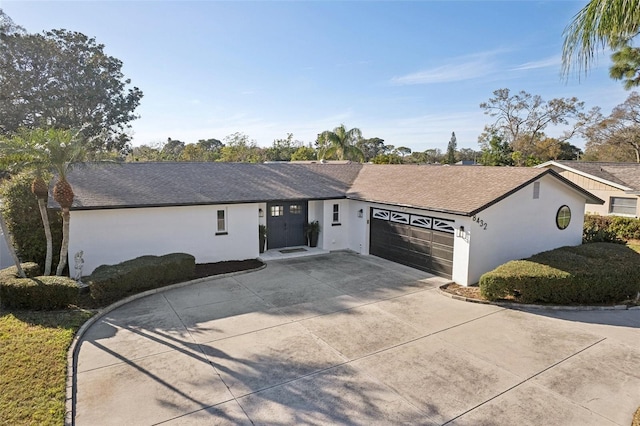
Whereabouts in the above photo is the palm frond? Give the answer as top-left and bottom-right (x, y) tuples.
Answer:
(563, 0), (640, 77)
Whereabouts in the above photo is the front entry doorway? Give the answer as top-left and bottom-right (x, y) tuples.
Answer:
(266, 201), (308, 249)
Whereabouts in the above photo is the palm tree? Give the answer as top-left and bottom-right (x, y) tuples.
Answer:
(31, 169), (53, 275)
(0, 128), (95, 276)
(45, 129), (86, 276)
(562, 0), (640, 77)
(318, 124), (365, 162)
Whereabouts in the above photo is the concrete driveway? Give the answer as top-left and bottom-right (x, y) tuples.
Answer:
(73, 252), (640, 425)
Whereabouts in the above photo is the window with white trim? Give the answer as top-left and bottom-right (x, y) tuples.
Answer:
(609, 197), (637, 216)
(216, 208), (227, 235)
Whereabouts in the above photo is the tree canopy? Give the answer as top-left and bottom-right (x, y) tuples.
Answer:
(446, 132), (457, 164)
(318, 124), (365, 162)
(479, 88), (589, 165)
(583, 91), (640, 162)
(0, 11), (143, 154)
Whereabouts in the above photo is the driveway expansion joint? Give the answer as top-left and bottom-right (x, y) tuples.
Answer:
(441, 337), (609, 425)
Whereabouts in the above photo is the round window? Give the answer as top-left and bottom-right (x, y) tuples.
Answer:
(556, 205), (571, 230)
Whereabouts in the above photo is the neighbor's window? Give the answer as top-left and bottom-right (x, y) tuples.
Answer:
(290, 204), (301, 214)
(556, 205), (571, 230)
(216, 209), (227, 234)
(332, 203), (340, 223)
(609, 197), (637, 216)
(270, 205), (284, 217)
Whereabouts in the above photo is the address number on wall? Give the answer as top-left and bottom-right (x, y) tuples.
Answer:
(472, 215), (488, 230)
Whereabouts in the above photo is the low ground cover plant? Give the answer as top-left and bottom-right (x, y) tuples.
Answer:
(0, 263), (78, 310)
(480, 243), (640, 304)
(88, 253), (196, 302)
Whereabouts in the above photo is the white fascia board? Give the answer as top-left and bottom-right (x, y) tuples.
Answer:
(536, 161), (632, 192)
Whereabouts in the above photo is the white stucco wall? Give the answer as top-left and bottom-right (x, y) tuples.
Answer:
(69, 203), (260, 276)
(320, 199), (350, 251)
(451, 216), (472, 286)
(347, 200), (369, 254)
(465, 175), (585, 285)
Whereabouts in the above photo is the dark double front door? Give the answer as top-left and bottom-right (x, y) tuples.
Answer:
(266, 201), (308, 249)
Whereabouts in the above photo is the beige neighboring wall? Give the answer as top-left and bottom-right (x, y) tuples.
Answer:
(547, 166), (639, 217)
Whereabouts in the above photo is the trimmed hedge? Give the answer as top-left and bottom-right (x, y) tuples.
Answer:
(480, 243), (640, 304)
(1, 262), (42, 279)
(0, 172), (63, 268)
(583, 214), (640, 242)
(0, 263), (78, 310)
(88, 253), (196, 302)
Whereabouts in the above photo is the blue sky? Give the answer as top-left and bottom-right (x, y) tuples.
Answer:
(0, 1), (630, 152)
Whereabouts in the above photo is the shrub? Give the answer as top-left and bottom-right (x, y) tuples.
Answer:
(0, 262), (42, 278)
(0, 172), (63, 268)
(480, 243), (640, 304)
(88, 253), (196, 302)
(0, 264), (78, 310)
(583, 214), (640, 242)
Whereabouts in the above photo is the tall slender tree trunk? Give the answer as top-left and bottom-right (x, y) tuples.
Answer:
(0, 209), (25, 278)
(36, 199), (53, 275)
(56, 208), (70, 276)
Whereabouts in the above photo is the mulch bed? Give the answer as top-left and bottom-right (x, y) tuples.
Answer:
(192, 259), (264, 279)
(441, 283), (485, 300)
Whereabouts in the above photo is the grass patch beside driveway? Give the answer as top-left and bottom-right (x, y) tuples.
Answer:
(0, 309), (93, 426)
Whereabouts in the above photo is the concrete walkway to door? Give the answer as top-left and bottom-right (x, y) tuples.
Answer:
(73, 252), (640, 425)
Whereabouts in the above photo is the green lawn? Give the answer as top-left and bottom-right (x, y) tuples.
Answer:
(0, 309), (93, 426)
(628, 240), (640, 253)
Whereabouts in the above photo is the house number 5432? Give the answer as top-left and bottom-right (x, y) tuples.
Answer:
(472, 215), (488, 230)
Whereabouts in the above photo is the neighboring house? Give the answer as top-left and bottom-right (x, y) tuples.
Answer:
(537, 161), (640, 217)
(50, 163), (602, 286)
(0, 228), (13, 269)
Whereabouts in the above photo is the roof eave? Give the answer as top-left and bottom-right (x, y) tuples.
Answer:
(346, 195), (469, 216)
(536, 161), (632, 192)
(60, 195), (350, 211)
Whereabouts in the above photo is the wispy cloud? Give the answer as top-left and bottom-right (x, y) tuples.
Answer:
(391, 51), (503, 85)
(511, 55), (561, 71)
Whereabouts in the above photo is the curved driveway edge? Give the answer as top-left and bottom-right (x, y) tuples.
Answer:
(65, 264), (266, 426)
(71, 252), (640, 425)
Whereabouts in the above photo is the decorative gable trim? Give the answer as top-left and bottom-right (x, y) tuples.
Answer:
(390, 211), (410, 224)
(371, 208), (455, 234)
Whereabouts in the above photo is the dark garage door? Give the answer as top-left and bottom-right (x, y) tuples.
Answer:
(369, 208), (454, 279)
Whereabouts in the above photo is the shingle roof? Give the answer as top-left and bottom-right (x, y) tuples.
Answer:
(53, 162), (602, 215)
(55, 162), (362, 209)
(349, 165), (564, 216)
(554, 161), (640, 191)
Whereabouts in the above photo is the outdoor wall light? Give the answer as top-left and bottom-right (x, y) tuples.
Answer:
(357, 209), (363, 218)
(458, 225), (465, 237)
(258, 208), (264, 217)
